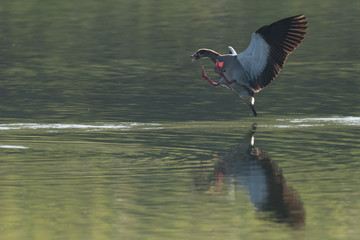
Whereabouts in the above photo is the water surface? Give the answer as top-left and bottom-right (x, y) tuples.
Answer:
(0, 0), (360, 239)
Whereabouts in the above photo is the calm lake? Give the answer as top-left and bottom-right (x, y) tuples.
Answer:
(1, 0), (360, 239)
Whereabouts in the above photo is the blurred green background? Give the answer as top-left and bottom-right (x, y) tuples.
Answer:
(0, 0), (359, 240)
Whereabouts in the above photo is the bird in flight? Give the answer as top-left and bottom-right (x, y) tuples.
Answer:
(191, 14), (308, 116)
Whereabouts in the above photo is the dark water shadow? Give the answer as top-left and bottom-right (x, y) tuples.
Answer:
(194, 124), (305, 230)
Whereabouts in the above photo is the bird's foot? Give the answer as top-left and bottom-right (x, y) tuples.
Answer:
(222, 75), (235, 85)
(201, 65), (220, 87)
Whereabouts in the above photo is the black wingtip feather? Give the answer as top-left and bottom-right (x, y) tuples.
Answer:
(252, 14), (308, 91)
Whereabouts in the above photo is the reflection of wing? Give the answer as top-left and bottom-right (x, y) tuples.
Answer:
(252, 150), (305, 228)
(235, 158), (268, 208)
(237, 14), (308, 92)
(195, 124), (305, 229)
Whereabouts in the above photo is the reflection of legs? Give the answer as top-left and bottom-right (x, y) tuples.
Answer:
(201, 65), (220, 87)
(215, 170), (223, 191)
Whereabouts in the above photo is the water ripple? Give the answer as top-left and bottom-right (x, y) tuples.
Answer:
(0, 145), (29, 149)
(0, 122), (162, 131)
(289, 116), (360, 126)
(263, 116), (360, 128)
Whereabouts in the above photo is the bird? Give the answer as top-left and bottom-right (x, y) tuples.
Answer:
(191, 14), (308, 117)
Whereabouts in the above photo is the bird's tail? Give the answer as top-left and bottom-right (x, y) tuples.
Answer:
(246, 96), (257, 117)
(250, 106), (257, 117)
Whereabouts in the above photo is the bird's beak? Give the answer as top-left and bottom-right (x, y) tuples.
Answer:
(191, 53), (199, 62)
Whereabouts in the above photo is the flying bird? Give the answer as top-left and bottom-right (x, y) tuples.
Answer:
(191, 14), (308, 116)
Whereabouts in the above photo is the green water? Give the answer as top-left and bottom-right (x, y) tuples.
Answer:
(1, 0), (360, 239)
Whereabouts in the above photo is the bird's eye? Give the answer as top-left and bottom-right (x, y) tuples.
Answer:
(199, 50), (205, 54)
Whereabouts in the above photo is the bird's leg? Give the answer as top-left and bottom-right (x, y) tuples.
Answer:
(201, 65), (220, 87)
(221, 73), (235, 85)
(214, 61), (235, 85)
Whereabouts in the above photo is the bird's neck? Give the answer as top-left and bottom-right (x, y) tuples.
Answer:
(205, 49), (221, 63)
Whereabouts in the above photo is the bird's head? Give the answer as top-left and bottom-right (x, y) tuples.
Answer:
(191, 49), (220, 63)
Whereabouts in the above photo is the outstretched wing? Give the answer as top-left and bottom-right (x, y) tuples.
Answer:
(237, 14), (308, 92)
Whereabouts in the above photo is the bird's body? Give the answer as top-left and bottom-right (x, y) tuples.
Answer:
(191, 14), (308, 116)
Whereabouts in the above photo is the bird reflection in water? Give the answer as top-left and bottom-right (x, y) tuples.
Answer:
(195, 124), (305, 229)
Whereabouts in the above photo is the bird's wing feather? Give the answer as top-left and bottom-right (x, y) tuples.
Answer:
(228, 46), (237, 55)
(237, 33), (270, 82)
(237, 14), (308, 92)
